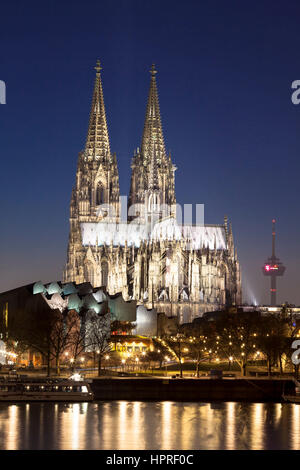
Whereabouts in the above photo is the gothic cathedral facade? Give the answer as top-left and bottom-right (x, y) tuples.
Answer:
(63, 61), (242, 323)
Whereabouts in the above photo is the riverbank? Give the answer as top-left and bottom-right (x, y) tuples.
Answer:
(90, 376), (295, 402)
(1, 370), (296, 402)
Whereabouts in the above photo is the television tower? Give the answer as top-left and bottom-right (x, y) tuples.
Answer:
(262, 219), (286, 306)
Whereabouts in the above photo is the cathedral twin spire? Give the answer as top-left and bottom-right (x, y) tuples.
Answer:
(85, 60), (167, 166)
(85, 60), (111, 160)
(128, 63), (176, 213)
(82, 60), (176, 218)
(141, 64), (167, 166)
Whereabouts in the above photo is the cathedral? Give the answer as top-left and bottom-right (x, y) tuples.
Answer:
(63, 61), (242, 323)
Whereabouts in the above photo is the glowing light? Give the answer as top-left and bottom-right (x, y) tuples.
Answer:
(7, 405), (18, 450)
(264, 264), (279, 272)
(69, 373), (83, 381)
(0, 350), (17, 358)
(251, 404), (264, 449)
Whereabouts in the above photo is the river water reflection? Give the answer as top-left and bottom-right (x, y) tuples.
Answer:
(0, 401), (299, 450)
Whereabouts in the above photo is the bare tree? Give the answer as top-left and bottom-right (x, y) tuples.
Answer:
(13, 303), (79, 376)
(183, 321), (217, 376)
(68, 308), (92, 371)
(49, 308), (80, 375)
(151, 338), (170, 369)
(162, 322), (189, 378)
(87, 310), (111, 376)
(216, 312), (259, 376)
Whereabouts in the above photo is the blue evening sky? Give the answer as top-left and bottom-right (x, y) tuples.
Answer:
(1, 0), (300, 304)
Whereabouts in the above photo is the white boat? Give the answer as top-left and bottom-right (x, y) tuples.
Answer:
(0, 379), (94, 402)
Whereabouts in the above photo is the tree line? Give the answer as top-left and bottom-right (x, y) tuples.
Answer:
(3, 300), (300, 379)
(151, 306), (300, 378)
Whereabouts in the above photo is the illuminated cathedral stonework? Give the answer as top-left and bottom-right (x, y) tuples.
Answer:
(63, 62), (242, 323)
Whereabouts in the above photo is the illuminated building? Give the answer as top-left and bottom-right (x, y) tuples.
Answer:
(110, 336), (153, 355)
(64, 61), (242, 322)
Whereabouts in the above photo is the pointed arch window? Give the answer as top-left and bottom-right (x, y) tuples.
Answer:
(96, 183), (104, 205)
(141, 259), (145, 291)
(85, 262), (95, 286)
(101, 261), (108, 287)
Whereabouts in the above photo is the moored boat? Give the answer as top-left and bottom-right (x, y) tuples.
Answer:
(0, 378), (94, 402)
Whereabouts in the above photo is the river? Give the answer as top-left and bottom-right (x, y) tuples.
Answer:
(0, 401), (299, 450)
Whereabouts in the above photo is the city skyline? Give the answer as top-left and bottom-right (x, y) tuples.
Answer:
(1, 1), (300, 305)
